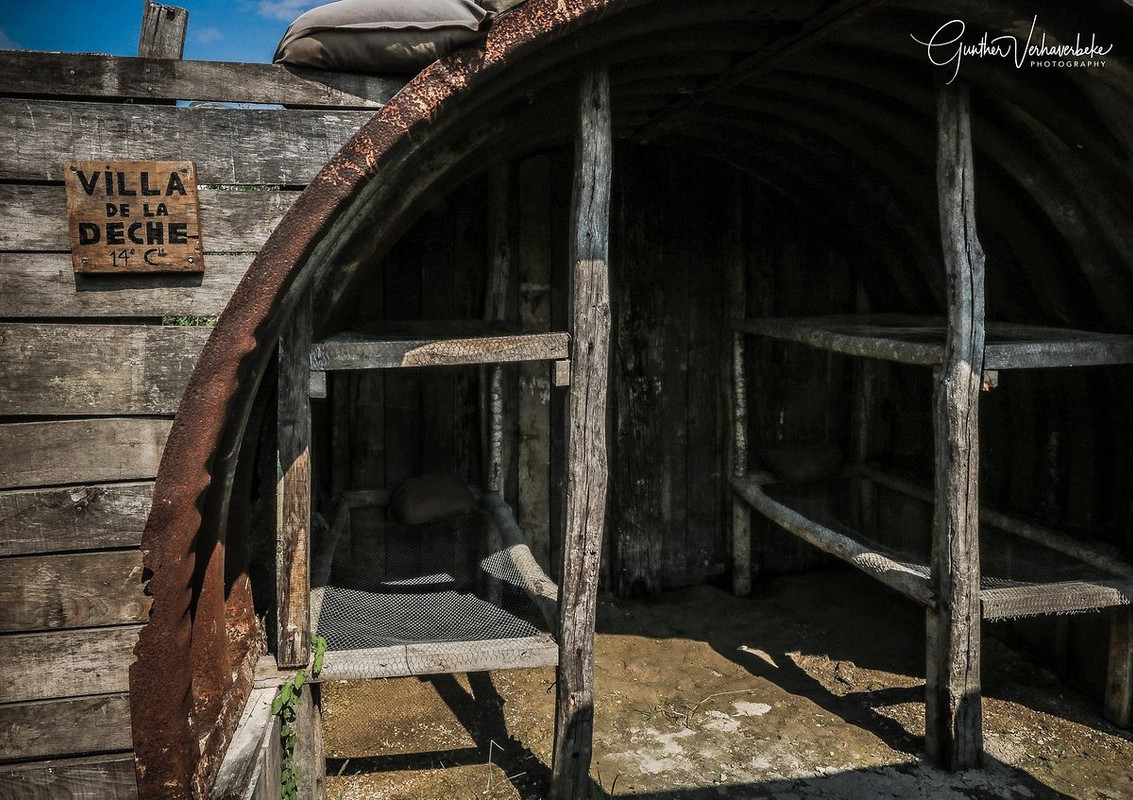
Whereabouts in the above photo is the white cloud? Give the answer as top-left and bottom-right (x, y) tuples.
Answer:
(193, 26), (225, 45)
(0, 27), (21, 50)
(256, 0), (322, 21)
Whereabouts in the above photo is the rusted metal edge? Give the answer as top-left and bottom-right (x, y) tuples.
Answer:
(127, 2), (636, 798)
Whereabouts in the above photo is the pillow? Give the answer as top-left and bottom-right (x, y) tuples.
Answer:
(388, 473), (478, 525)
(273, 0), (493, 75)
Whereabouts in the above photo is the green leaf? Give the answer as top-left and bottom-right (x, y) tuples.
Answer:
(280, 683), (293, 704)
(294, 671), (306, 689)
(271, 696), (283, 715)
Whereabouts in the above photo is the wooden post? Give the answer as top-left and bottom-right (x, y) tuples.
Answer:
(925, 82), (985, 771)
(277, 290), (312, 668)
(728, 185), (751, 597)
(850, 357), (878, 534)
(550, 66), (612, 800)
(138, 0), (188, 59)
(1105, 607), (1133, 727)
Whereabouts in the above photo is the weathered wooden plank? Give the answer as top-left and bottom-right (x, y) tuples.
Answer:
(1105, 607), (1133, 727)
(0, 184), (297, 253)
(0, 754), (138, 800)
(552, 67), (612, 800)
(0, 482), (153, 557)
(311, 331), (570, 371)
(277, 292), (311, 668)
(0, 99), (371, 185)
(0, 50), (403, 108)
(0, 323), (210, 416)
(0, 419), (171, 491)
(1, 625), (141, 703)
(0, 252), (253, 318)
(517, 155), (555, 571)
(0, 551), (148, 632)
(926, 83), (985, 772)
(0, 693), (132, 762)
(482, 491), (560, 631)
(138, 1), (187, 60)
(609, 148), (665, 599)
(209, 687), (275, 800)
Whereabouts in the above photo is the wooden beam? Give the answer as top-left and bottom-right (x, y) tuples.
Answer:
(0, 481), (153, 557)
(925, 83), (985, 772)
(517, 155), (555, 571)
(729, 191), (751, 596)
(0, 323), (210, 416)
(0, 50), (403, 108)
(0, 693), (132, 762)
(311, 331), (569, 370)
(731, 475), (935, 606)
(0, 99), (370, 184)
(551, 66), (612, 800)
(1105, 607), (1133, 728)
(138, 1), (188, 60)
(0, 551), (149, 632)
(308, 635), (559, 682)
(1, 625), (142, 703)
(0, 252), (253, 319)
(277, 291), (312, 668)
(0, 419), (171, 490)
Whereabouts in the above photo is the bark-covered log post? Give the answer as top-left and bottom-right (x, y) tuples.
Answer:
(277, 289), (312, 668)
(926, 82), (985, 771)
(550, 66), (612, 800)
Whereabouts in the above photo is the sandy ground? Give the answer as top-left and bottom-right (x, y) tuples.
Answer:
(322, 570), (1133, 800)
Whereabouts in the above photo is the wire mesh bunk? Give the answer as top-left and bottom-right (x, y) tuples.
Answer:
(310, 484), (559, 681)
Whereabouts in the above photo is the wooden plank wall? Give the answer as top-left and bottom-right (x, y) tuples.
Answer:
(0, 45), (397, 794)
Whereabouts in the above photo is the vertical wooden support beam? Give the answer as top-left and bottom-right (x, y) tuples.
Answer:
(1105, 607), (1133, 727)
(729, 209), (751, 595)
(277, 290), (312, 668)
(485, 166), (511, 494)
(926, 82), (985, 771)
(139, 0), (188, 59)
(550, 66), (612, 800)
(850, 357), (878, 533)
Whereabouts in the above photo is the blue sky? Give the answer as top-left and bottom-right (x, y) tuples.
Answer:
(0, 1), (325, 63)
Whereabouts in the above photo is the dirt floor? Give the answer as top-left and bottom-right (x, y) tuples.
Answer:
(322, 570), (1133, 800)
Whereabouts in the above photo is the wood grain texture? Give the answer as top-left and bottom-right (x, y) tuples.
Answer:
(1, 625), (142, 703)
(552, 67), (612, 800)
(0, 754), (138, 800)
(0, 482), (153, 556)
(311, 332), (569, 370)
(138, 1), (187, 59)
(277, 292), (311, 668)
(0, 323), (210, 416)
(0, 99), (370, 185)
(0, 551), (149, 632)
(517, 156), (554, 571)
(926, 83), (985, 772)
(0, 252), (253, 318)
(0, 418), (171, 490)
(0, 50), (403, 108)
(0, 184), (297, 253)
(0, 693), (132, 762)
(209, 687), (275, 800)
(1105, 607), (1133, 727)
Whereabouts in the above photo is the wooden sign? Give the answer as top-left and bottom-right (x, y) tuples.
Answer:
(64, 160), (204, 273)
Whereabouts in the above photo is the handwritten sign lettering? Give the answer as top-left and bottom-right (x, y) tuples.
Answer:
(64, 160), (204, 273)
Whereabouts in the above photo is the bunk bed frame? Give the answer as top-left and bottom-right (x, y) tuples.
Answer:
(728, 84), (1133, 770)
(267, 68), (612, 800)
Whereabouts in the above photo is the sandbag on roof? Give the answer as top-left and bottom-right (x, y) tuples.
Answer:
(273, 0), (526, 75)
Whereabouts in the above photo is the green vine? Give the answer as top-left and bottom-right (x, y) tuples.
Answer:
(273, 634), (327, 800)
